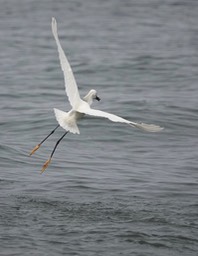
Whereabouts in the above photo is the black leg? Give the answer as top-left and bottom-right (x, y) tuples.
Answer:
(30, 124), (60, 156)
(50, 131), (69, 159)
(41, 131), (69, 173)
(40, 124), (60, 145)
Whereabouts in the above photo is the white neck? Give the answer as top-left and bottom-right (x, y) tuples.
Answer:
(83, 91), (94, 106)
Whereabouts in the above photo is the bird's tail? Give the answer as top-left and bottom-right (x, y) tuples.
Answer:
(131, 122), (164, 132)
(54, 108), (80, 134)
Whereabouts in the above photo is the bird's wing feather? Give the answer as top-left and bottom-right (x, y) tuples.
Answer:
(78, 106), (163, 132)
(51, 17), (82, 109)
(81, 108), (132, 124)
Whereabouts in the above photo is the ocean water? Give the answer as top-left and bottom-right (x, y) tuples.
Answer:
(0, 0), (198, 255)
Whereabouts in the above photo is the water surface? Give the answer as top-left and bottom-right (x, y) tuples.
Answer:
(0, 0), (198, 255)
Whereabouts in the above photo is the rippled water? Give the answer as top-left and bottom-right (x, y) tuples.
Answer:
(1, 0), (198, 255)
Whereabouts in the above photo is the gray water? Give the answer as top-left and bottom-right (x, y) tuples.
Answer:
(1, 0), (198, 255)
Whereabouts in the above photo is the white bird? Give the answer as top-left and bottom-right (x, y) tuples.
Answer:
(30, 17), (163, 173)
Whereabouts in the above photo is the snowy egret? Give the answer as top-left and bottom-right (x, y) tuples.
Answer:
(30, 17), (163, 173)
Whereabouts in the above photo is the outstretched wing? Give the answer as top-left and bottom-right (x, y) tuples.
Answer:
(52, 17), (82, 109)
(78, 106), (163, 132)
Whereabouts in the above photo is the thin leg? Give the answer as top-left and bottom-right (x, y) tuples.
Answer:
(29, 125), (60, 156)
(41, 131), (69, 173)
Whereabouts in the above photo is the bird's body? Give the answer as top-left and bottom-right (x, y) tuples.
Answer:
(30, 17), (163, 173)
(54, 89), (98, 134)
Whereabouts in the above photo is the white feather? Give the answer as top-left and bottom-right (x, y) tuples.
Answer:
(54, 108), (80, 134)
(77, 106), (163, 132)
(51, 17), (82, 110)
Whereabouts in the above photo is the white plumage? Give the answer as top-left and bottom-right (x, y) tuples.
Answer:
(51, 17), (163, 134)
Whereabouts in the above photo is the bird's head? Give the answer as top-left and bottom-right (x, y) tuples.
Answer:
(83, 89), (100, 106)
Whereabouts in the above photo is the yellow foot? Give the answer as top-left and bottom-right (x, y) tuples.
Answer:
(29, 144), (40, 156)
(41, 158), (51, 174)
